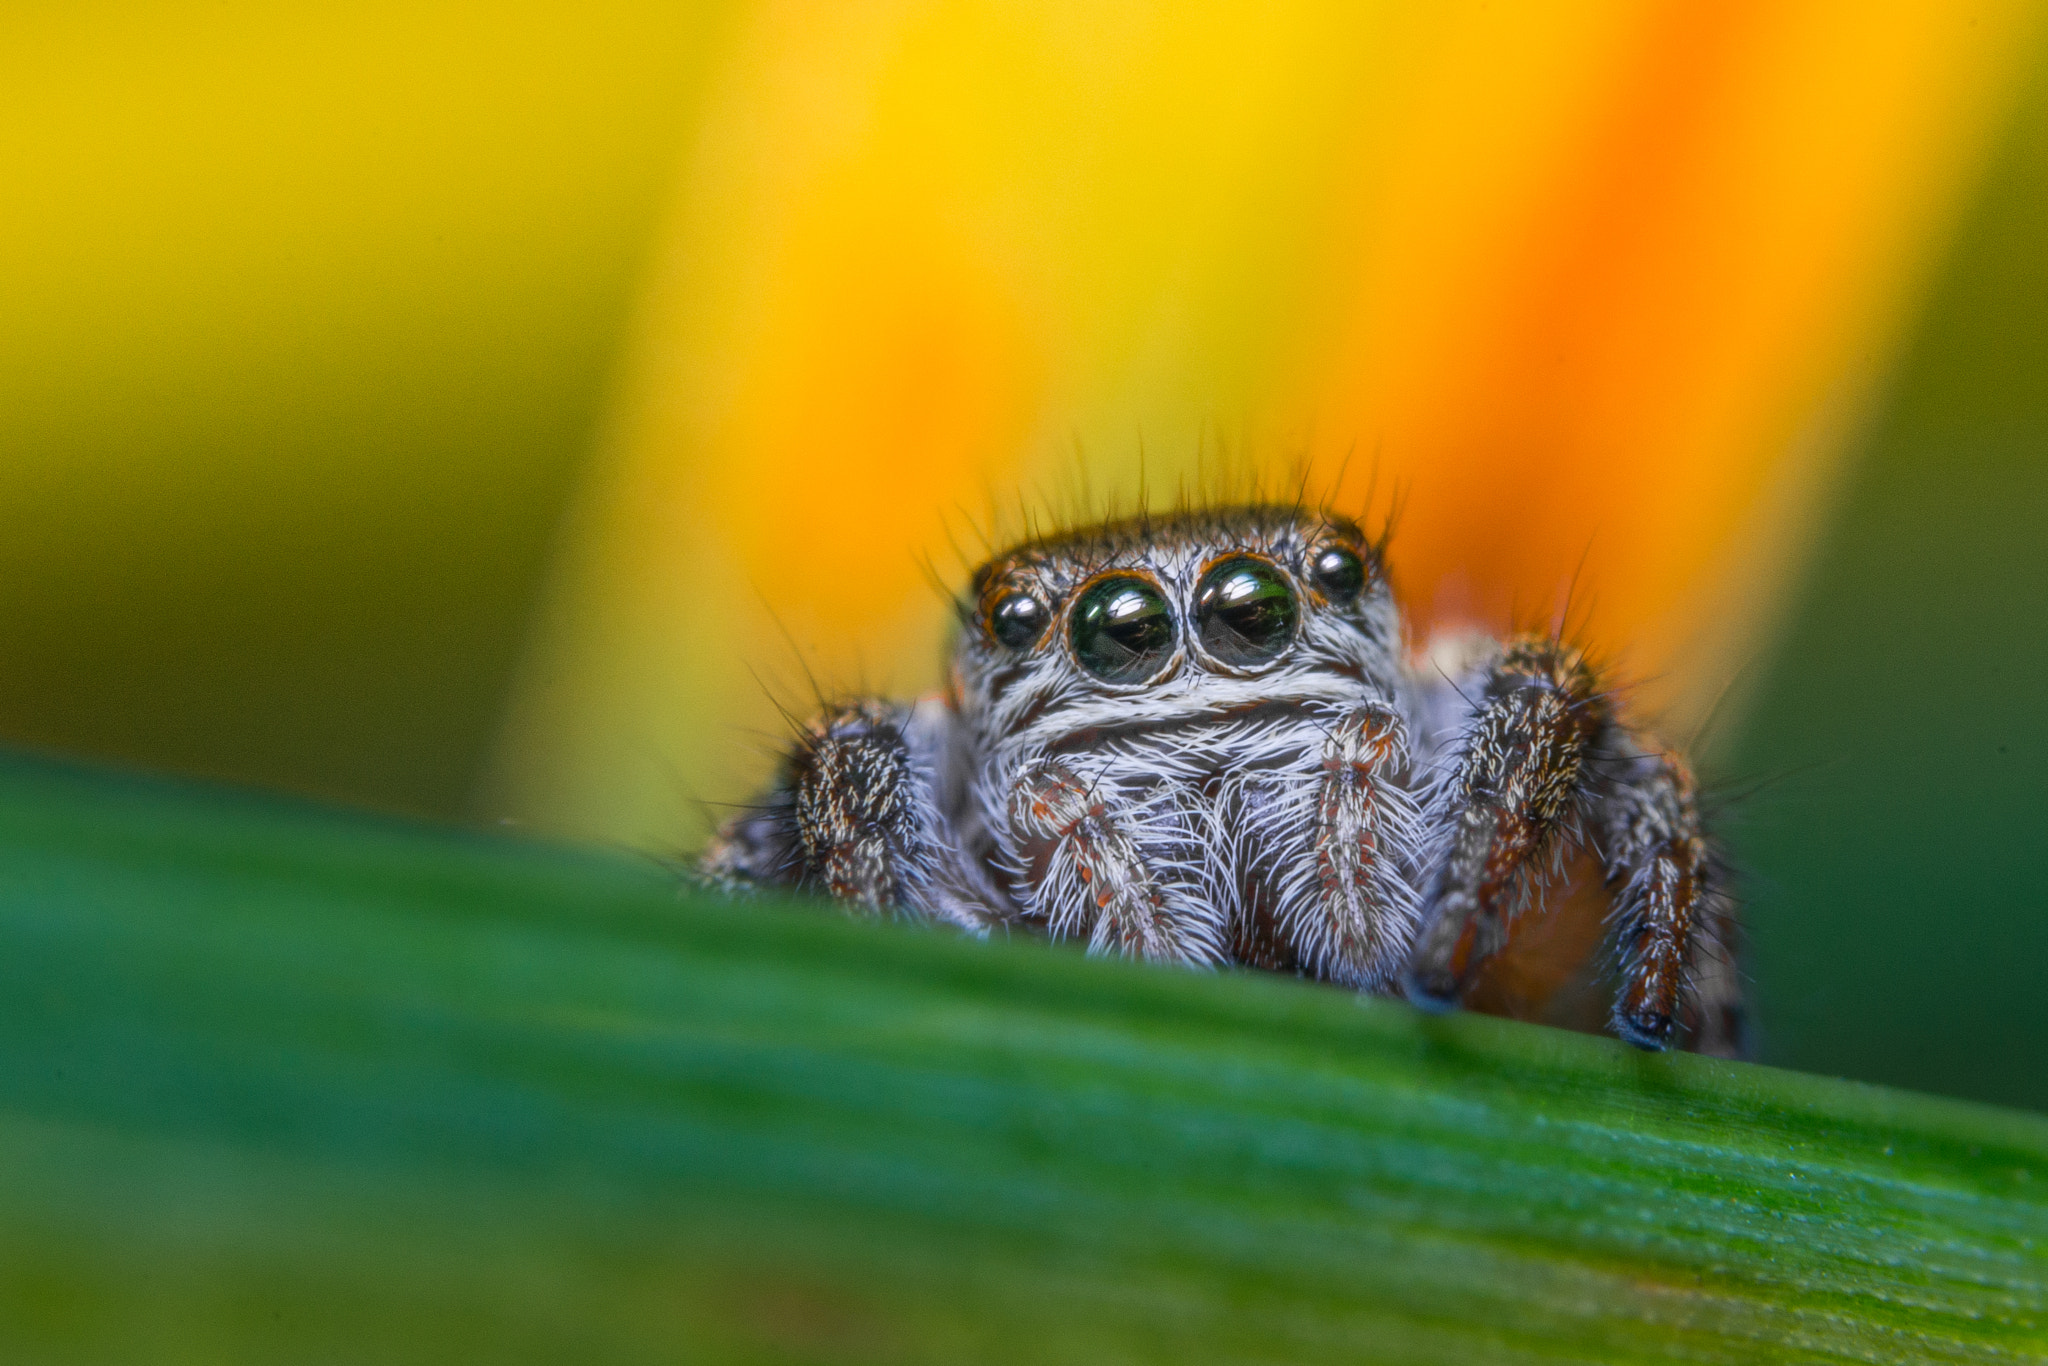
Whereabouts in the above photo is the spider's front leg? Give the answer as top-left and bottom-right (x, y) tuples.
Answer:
(1403, 639), (1733, 1052)
(1279, 703), (1423, 988)
(701, 700), (943, 916)
(1006, 761), (1218, 964)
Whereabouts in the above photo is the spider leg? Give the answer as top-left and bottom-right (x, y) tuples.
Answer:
(1284, 703), (1421, 987)
(1404, 638), (1742, 1053)
(1597, 744), (1743, 1053)
(1682, 890), (1749, 1058)
(1007, 760), (1216, 964)
(700, 700), (942, 916)
(1404, 640), (1607, 1012)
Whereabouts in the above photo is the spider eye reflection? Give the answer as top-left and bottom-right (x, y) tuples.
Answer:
(988, 592), (1048, 650)
(1070, 576), (1175, 682)
(1310, 545), (1367, 602)
(1195, 557), (1297, 667)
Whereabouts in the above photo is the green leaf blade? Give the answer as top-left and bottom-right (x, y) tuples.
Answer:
(0, 756), (2040, 1363)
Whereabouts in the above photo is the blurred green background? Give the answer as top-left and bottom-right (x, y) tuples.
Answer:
(1727, 37), (2048, 1113)
(0, 3), (2042, 1112)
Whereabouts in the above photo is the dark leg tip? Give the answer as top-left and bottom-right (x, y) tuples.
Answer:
(1614, 1010), (1673, 1052)
(1402, 967), (1461, 1015)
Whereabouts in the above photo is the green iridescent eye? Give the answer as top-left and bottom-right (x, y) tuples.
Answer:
(1069, 576), (1175, 682)
(1194, 557), (1297, 667)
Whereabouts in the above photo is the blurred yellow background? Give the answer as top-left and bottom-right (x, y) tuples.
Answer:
(482, 0), (2037, 849)
(1, 0), (741, 816)
(6, 1), (2048, 1105)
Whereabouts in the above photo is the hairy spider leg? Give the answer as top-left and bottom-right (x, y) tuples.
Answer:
(702, 701), (942, 915)
(1404, 639), (1724, 1053)
(1007, 759), (1215, 963)
(1597, 747), (1743, 1053)
(1681, 891), (1747, 1058)
(1278, 702), (1423, 987)
(1404, 640), (1607, 1014)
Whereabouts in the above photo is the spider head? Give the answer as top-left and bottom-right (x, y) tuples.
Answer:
(952, 506), (1401, 756)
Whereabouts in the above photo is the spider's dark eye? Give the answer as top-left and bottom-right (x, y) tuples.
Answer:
(1194, 557), (1297, 667)
(988, 591), (1048, 650)
(1069, 575), (1175, 682)
(1310, 544), (1367, 602)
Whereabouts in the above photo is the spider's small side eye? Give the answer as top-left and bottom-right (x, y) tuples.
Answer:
(1070, 576), (1175, 682)
(1310, 544), (1367, 602)
(988, 592), (1048, 650)
(1195, 557), (1297, 667)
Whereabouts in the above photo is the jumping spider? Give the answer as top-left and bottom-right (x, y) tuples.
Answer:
(702, 505), (1745, 1056)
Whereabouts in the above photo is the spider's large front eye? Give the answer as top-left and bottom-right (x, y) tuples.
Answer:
(1194, 557), (1297, 667)
(1069, 576), (1175, 682)
(988, 591), (1048, 650)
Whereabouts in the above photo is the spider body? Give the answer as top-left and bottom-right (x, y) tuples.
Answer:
(703, 505), (1745, 1056)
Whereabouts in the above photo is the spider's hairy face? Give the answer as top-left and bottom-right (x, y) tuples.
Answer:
(952, 507), (1402, 758)
(705, 500), (1746, 1055)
